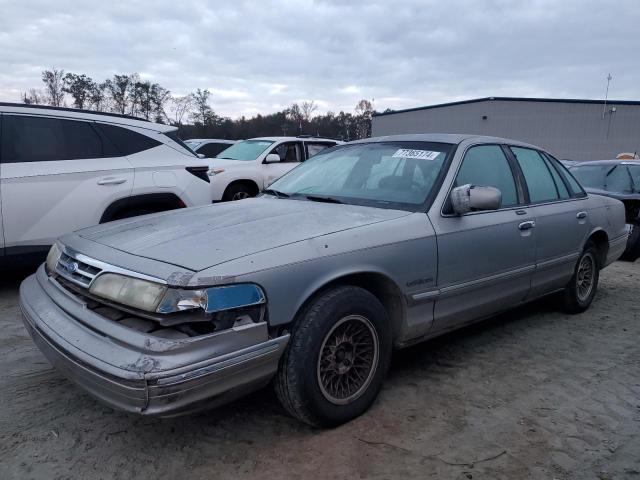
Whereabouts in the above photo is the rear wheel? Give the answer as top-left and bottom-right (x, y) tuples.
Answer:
(275, 286), (392, 427)
(620, 224), (640, 262)
(561, 242), (600, 314)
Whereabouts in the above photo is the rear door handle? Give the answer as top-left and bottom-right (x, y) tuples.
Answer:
(97, 177), (127, 186)
(576, 211), (588, 219)
(518, 220), (536, 230)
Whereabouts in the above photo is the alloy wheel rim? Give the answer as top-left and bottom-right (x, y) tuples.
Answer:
(317, 315), (379, 405)
(576, 254), (595, 302)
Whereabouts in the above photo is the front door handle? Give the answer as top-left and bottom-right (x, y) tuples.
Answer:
(518, 220), (536, 231)
(576, 211), (588, 219)
(97, 177), (127, 186)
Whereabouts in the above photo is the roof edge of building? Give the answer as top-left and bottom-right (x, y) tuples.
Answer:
(373, 96), (640, 117)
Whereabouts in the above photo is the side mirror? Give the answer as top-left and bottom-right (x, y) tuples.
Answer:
(264, 153), (281, 163)
(197, 153), (206, 159)
(450, 184), (502, 215)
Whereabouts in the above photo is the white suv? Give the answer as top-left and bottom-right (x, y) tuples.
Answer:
(0, 103), (211, 261)
(208, 136), (341, 201)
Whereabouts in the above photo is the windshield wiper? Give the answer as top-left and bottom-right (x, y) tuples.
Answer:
(301, 194), (343, 204)
(263, 188), (290, 198)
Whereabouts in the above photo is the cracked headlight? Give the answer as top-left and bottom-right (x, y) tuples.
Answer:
(90, 273), (168, 312)
(46, 243), (62, 274)
(157, 284), (266, 314)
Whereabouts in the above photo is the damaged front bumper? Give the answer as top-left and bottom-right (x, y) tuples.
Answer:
(20, 265), (289, 416)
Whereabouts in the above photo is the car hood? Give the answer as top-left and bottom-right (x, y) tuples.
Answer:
(210, 158), (258, 168)
(77, 197), (411, 271)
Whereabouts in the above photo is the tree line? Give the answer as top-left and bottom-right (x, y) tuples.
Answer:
(21, 69), (378, 141)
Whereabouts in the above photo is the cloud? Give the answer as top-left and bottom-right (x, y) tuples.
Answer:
(0, 0), (638, 118)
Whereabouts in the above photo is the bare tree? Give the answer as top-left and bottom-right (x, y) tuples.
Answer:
(170, 95), (194, 125)
(21, 88), (46, 105)
(88, 82), (108, 111)
(354, 99), (374, 139)
(105, 74), (135, 114)
(286, 103), (304, 134)
(63, 73), (95, 109)
(41, 68), (65, 106)
(190, 88), (216, 127)
(301, 100), (318, 122)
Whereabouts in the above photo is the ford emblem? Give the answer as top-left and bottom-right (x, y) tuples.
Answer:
(66, 261), (79, 273)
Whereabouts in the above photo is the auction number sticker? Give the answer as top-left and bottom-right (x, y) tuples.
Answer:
(392, 149), (440, 160)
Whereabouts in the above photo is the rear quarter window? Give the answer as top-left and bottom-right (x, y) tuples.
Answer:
(544, 154), (586, 198)
(96, 123), (162, 156)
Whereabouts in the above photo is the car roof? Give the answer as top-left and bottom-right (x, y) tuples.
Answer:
(251, 136), (340, 142)
(186, 138), (236, 143)
(0, 102), (176, 133)
(570, 159), (640, 166)
(348, 133), (540, 149)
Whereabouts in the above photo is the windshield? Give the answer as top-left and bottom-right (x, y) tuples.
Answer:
(571, 164), (638, 193)
(184, 140), (202, 149)
(267, 141), (453, 210)
(216, 139), (274, 160)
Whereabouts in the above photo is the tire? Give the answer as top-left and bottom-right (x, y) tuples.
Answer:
(275, 286), (392, 427)
(561, 241), (600, 314)
(222, 183), (256, 201)
(620, 224), (640, 262)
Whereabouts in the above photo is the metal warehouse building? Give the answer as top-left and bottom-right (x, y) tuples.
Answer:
(372, 97), (640, 161)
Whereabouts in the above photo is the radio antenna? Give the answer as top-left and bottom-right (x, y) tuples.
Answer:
(602, 73), (612, 119)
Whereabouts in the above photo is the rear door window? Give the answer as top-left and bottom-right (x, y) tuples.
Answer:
(1, 115), (108, 162)
(306, 142), (334, 159)
(511, 147), (559, 203)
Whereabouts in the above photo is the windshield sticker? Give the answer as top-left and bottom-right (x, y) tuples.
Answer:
(392, 149), (440, 160)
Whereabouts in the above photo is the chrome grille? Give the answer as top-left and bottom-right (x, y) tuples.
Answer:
(55, 251), (102, 287)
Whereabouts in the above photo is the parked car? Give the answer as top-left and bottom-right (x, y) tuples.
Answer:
(570, 159), (640, 261)
(209, 136), (341, 201)
(184, 138), (236, 158)
(0, 103), (212, 264)
(21, 134), (627, 427)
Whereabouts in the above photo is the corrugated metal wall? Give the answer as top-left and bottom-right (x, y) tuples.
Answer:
(372, 99), (640, 160)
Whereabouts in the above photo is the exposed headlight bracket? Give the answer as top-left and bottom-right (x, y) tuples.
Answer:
(156, 283), (266, 315)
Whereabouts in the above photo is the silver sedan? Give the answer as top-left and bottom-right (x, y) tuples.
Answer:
(20, 134), (627, 427)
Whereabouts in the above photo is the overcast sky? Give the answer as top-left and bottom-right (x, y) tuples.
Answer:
(0, 0), (639, 118)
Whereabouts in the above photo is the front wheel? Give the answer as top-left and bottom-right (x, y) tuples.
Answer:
(561, 242), (600, 314)
(275, 286), (392, 427)
(222, 183), (256, 201)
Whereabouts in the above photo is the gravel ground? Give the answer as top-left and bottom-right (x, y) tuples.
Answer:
(0, 261), (639, 480)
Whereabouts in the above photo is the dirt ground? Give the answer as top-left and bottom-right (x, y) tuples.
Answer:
(0, 261), (639, 480)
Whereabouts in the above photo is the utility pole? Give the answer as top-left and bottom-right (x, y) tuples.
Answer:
(602, 73), (612, 119)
